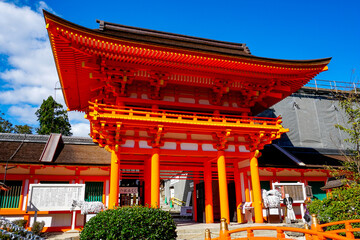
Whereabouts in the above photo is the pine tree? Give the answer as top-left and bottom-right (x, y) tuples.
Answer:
(35, 96), (72, 136)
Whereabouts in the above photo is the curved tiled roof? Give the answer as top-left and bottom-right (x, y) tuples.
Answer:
(95, 19), (251, 56)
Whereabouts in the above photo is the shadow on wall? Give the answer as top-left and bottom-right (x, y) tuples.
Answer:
(257, 108), (294, 147)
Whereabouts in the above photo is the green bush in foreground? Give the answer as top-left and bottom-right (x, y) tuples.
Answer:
(308, 184), (360, 236)
(80, 206), (177, 240)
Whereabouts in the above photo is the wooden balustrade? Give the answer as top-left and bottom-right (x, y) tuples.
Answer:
(88, 101), (281, 127)
(204, 215), (358, 240)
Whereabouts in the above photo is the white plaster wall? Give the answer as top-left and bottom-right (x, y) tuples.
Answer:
(121, 140), (135, 148)
(76, 213), (85, 226)
(202, 144), (216, 151)
(29, 214), (71, 227)
(180, 143), (198, 151)
(3, 216), (24, 222)
(225, 145), (235, 152)
(139, 140), (152, 149)
(161, 142), (177, 150)
(239, 145), (249, 152)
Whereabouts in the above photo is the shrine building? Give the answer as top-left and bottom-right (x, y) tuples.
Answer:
(0, 11), (332, 230)
(42, 11), (331, 224)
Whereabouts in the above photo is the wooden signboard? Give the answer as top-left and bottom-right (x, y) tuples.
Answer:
(27, 184), (85, 211)
(272, 182), (306, 203)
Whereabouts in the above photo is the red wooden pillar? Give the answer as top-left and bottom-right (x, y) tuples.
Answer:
(233, 161), (243, 223)
(193, 176), (199, 222)
(109, 150), (120, 209)
(243, 169), (251, 202)
(217, 150), (230, 224)
(204, 161), (214, 223)
(250, 150), (263, 223)
(150, 147), (160, 208)
(144, 156), (151, 206)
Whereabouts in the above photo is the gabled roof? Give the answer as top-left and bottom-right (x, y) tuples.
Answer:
(0, 133), (109, 166)
(43, 11), (331, 113)
(95, 20), (251, 56)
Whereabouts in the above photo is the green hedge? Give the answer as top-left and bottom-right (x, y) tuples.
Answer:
(308, 184), (360, 236)
(80, 206), (177, 240)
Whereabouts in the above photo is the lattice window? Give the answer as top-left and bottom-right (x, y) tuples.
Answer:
(0, 181), (22, 208)
(85, 182), (103, 202)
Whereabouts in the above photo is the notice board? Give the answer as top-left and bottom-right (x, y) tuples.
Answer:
(27, 184), (85, 211)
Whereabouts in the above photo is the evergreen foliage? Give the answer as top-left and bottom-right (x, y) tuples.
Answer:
(80, 206), (177, 240)
(0, 112), (13, 133)
(0, 111), (33, 134)
(35, 96), (72, 136)
(334, 94), (360, 182)
(308, 184), (360, 235)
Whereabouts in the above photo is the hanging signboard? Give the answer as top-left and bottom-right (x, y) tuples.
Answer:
(119, 187), (138, 194)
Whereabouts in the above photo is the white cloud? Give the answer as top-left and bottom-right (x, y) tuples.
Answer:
(0, 1), (58, 104)
(7, 104), (38, 125)
(0, 1), (90, 137)
(37, 1), (54, 13)
(68, 111), (88, 123)
(0, 86), (53, 104)
(71, 123), (90, 138)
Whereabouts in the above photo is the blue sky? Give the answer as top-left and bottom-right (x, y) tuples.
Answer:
(0, 0), (359, 136)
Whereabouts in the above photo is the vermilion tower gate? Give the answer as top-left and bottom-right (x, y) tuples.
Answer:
(44, 11), (331, 223)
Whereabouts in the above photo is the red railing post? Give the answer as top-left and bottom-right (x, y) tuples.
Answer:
(276, 228), (285, 239)
(247, 228), (254, 238)
(219, 218), (230, 240)
(304, 223), (312, 240)
(205, 228), (211, 240)
(345, 221), (355, 239)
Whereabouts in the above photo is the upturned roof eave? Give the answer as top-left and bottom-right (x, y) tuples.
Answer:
(43, 10), (331, 67)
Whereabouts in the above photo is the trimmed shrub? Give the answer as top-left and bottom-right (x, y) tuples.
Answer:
(31, 221), (45, 236)
(12, 219), (27, 228)
(80, 206), (177, 240)
(308, 184), (360, 236)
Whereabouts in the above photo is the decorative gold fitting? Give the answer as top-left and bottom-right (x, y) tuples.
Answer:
(311, 214), (319, 230)
(220, 218), (229, 231)
(205, 229), (211, 239)
(304, 223), (309, 229)
(254, 149), (260, 158)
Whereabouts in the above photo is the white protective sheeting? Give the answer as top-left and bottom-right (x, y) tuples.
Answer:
(259, 92), (352, 150)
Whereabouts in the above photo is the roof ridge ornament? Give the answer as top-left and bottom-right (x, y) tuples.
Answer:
(97, 19), (105, 31)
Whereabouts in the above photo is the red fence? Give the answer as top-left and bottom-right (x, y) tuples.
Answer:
(205, 216), (360, 240)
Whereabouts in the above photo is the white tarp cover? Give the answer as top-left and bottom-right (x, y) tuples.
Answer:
(259, 93), (352, 150)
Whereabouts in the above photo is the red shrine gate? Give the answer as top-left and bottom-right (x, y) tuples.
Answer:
(44, 10), (331, 223)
